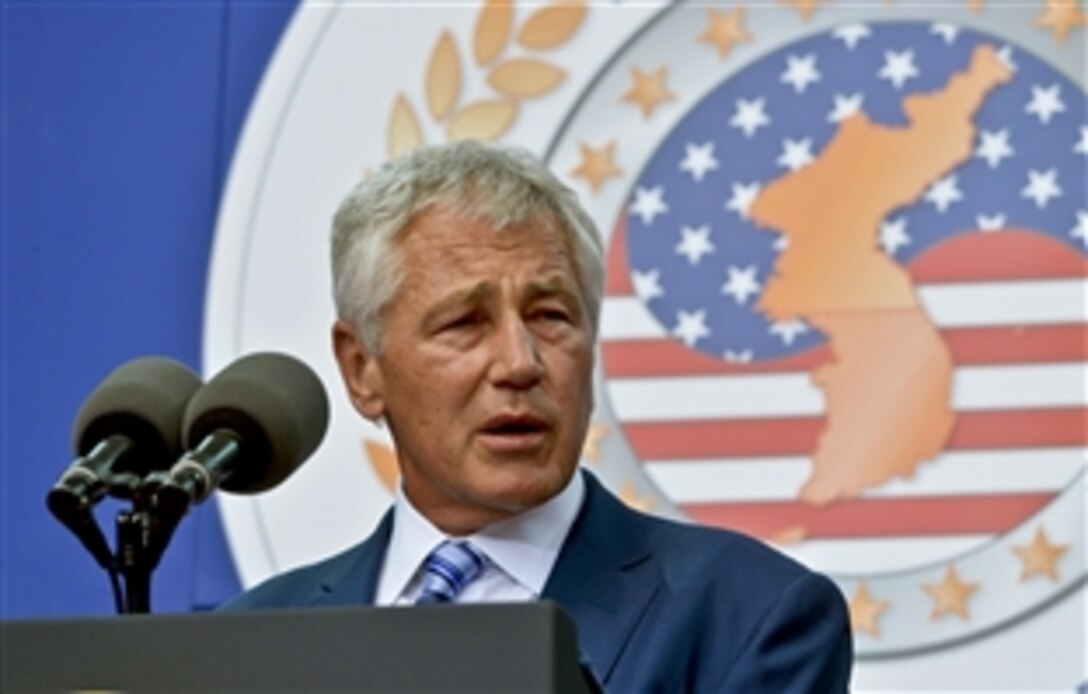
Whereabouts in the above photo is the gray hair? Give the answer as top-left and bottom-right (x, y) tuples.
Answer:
(331, 140), (605, 355)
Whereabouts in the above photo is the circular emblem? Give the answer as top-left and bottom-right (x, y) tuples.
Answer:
(208, 0), (1084, 662)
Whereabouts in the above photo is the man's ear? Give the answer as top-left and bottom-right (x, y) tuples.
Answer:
(332, 319), (386, 421)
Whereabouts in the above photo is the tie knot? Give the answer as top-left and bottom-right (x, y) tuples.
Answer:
(416, 540), (486, 605)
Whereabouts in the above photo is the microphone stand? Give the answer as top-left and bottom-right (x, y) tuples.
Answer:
(49, 470), (184, 615)
(115, 508), (153, 613)
(114, 471), (188, 614)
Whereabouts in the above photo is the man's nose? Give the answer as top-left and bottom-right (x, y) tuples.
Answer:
(490, 317), (544, 389)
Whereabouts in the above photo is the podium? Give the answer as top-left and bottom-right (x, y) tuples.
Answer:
(3, 602), (595, 691)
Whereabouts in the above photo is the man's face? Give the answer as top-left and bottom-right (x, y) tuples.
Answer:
(334, 206), (595, 534)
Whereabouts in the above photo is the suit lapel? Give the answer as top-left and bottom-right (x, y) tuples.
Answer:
(542, 472), (661, 685)
(308, 510), (393, 607)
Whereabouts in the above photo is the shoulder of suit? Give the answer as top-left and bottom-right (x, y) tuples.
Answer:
(582, 470), (816, 585)
(219, 536), (371, 610)
(634, 508), (820, 588)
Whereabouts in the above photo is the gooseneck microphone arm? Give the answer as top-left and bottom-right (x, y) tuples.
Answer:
(46, 434), (133, 571)
(145, 430), (245, 564)
(49, 435), (132, 508)
(162, 430), (244, 506)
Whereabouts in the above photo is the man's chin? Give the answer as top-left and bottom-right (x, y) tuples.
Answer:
(471, 469), (574, 512)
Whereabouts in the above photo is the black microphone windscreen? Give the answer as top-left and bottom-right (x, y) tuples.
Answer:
(72, 357), (203, 473)
(182, 352), (329, 493)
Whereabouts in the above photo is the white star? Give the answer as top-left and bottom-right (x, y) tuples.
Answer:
(776, 138), (815, 171)
(828, 93), (864, 122)
(772, 235), (789, 252)
(1074, 126), (1088, 156)
(924, 175), (963, 213)
(781, 54), (821, 94)
(723, 349), (754, 363)
(976, 213), (1007, 231)
(976, 129), (1014, 169)
(721, 265), (761, 305)
(678, 141), (720, 182)
(729, 98), (771, 138)
(630, 186), (668, 225)
(996, 45), (1018, 72)
(631, 268), (664, 302)
(1072, 211), (1088, 248)
(930, 22), (960, 44)
(675, 225), (715, 265)
(833, 23), (871, 50)
(879, 50), (920, 90)
(725, 181), (761, 220)
(880, 217), (911, 256)
(1022, 169), (1062, 209)
(673, 309), (710, 348)
(1025, 84), (1066, 124)
(769, 320), (809, 346)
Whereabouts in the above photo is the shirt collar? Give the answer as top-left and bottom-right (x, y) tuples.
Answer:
(376, 471), (585, 604)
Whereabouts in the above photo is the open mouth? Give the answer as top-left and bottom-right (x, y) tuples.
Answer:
(478, 413), (551, 451)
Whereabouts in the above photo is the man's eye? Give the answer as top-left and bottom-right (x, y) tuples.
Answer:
(443, 313), (478, 330)
(534, 308), (572, 323)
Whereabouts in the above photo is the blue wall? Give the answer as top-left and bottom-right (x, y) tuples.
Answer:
(4, 1), (297, 619)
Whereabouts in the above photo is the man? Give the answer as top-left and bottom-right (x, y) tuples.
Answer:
(224, 140), (853, 691)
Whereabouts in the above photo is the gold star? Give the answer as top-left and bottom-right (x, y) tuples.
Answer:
(1012, 527), (1069, 582)
(697, 7), (752, 59)
(849, 583), (890, 638)
(580, 423), (611, 462)
(620, 482), (654, 513)
(570, 142), (623, 194)
(621, 66), (674, 119)
(1035, 0), (1086, 43)
(779, 0), (826, 22)
(923, 566), (979, 621)
(968, 0), (985, 13)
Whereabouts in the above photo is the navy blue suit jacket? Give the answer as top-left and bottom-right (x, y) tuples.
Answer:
(224, 472), (853, 691)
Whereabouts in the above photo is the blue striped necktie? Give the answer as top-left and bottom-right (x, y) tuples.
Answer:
(415, 540), (486, 605)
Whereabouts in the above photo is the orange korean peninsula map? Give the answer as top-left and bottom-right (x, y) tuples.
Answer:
(750, 45), (1012, 504)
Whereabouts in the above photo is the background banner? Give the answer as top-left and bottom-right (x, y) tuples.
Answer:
(5, 1), (1084, 689)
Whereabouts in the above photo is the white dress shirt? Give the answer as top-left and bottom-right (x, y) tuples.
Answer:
(375, 472), (585, 606)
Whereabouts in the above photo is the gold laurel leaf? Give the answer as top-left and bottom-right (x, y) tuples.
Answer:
(363, 439), (400, 493)
(517, 1), (588, 50)
(387, 93), (423, 159)
(445, 100), (518, 141)
(426, 30), (461, 121)
(487, 59), (565, 99)
(473, 0), (512, 66)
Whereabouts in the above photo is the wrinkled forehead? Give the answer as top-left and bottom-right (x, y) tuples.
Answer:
(406, 187), (565, 236)
(392, 204), (586, 298)
(420, 200), (562, 245)
(396, 202), (571, 256)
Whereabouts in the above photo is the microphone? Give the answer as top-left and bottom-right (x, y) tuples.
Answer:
(49, 356), (202, 509)
(153, 352), (329, 518)
(47, 356), (202, 566)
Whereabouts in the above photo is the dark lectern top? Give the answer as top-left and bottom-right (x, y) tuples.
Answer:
(3, 601), (594, 692)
